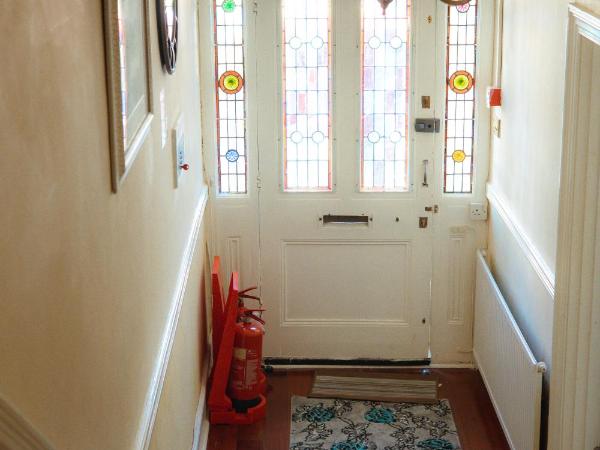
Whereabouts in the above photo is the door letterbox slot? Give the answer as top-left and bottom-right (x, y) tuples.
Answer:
(321, 214), (370, 225)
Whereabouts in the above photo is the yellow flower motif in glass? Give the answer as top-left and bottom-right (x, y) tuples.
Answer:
(449, 70), (474, 94)
(219, 71), (244, 94)
(452, 149), (467, 163)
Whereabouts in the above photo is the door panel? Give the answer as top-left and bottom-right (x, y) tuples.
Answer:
(282, 241), (411, 324)
(584, 44), (600, 449)
(257, 0), (437, 360)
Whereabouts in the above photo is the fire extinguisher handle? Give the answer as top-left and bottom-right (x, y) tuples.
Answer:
(243, 308), (266, 324)
(248, 313), (266, 325)
(239, 286), (258, 295)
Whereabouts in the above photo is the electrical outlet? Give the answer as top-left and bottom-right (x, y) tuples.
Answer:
(470, 202), (488, 221)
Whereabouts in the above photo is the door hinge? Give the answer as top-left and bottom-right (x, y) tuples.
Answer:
(256, 176), (262, 189)
(252, 1), (258, 14)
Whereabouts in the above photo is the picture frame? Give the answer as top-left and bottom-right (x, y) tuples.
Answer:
(103, 0), (154, 192)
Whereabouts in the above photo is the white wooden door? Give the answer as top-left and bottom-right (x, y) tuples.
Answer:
(582, 39), (600, 450)
(549, 9), (600, 449)
(255, 0), (439, 360)
(200, 0), (492, 363)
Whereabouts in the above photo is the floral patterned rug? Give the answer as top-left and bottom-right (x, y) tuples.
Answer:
(290, 396), (461, 450)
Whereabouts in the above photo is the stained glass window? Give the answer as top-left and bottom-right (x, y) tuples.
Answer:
(214, 0), (247, 194)
(361, 0), (411, 192)
(282, 0), (332, 191)
(444, 0), (478, 193)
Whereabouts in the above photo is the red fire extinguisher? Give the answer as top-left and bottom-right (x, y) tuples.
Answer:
(227, 307), (265, 411)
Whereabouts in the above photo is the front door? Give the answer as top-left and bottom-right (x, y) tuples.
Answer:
(201, 0), (491, 363)
(256, 0), (439, 360)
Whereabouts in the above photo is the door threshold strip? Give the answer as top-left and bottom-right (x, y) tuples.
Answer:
(263, 358), (431, 368)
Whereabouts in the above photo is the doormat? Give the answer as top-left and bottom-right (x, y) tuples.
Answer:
(290, 396), (461, 450)
(309, 375), (438, 404)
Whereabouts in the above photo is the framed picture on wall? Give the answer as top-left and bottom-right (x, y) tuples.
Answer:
(103, 0), (154, 192)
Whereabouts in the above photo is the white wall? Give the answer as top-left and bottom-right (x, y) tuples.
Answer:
(0, 0), (210, 448)
(488, 0), (600, 378)
(487, 0), (600, 445)
(487, 3), (562, 361)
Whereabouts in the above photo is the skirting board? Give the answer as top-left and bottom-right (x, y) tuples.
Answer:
(136, 188), (209, 450)
(0, 394), (56, 450)
(192, 358), (210, 450)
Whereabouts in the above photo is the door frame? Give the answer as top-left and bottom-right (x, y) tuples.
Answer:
(548, 5), (600, 450)
(197, 0), (495, 365)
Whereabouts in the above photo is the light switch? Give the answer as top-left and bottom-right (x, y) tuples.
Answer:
(160, 89), (168, 149)
(172, 115), (186, 188)
(492, 118), (502, 138)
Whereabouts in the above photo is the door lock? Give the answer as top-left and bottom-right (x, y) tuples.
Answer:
(415, 118), (440, 133)
(425, 205), (439, 213)
(419, 217), (428, 228)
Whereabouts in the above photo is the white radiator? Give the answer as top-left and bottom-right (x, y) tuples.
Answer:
(473, 250), (546, 450)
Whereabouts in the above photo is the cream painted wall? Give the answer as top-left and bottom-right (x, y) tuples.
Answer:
(487, 0), (600, 445)
(577, 0), (600, 13)
(489, 0), (567, 270)
(488, 0), (563, 374)
(149, 233), (208, 450)
(488, 0), (600, 364)
(0, 0), (209, 449)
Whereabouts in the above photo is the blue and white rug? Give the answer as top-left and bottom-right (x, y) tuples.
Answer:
(290, 396), (461, 450)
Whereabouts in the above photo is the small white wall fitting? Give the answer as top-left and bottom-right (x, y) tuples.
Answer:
(172, 115), (185, 188)
(470, 202), (488, 221)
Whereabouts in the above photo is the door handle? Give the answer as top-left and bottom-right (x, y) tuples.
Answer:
(422, 160), (429, 187)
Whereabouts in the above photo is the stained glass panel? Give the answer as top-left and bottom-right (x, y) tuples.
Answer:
(444, 0), (478, 194)
(360, 0), (411, 192)
(282, 0), (332, 191)
(214, 0), (247, 194)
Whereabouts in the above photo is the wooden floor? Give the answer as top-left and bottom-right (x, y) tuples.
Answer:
(208, 368), (510, 450)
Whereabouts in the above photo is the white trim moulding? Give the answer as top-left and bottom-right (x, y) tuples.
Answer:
(136, 188), (209, 450)
(486, 183), (556, 298)
(549, 5), (600, 450)
(192, 356), (211, 450)
(0, 394), (56, 450)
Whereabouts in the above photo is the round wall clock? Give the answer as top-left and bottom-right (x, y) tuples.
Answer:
(156, 0), (178, 74)
(440, 0), (471, 5)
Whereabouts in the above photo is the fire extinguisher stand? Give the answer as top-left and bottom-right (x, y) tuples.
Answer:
(208, 260), (267, 425)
